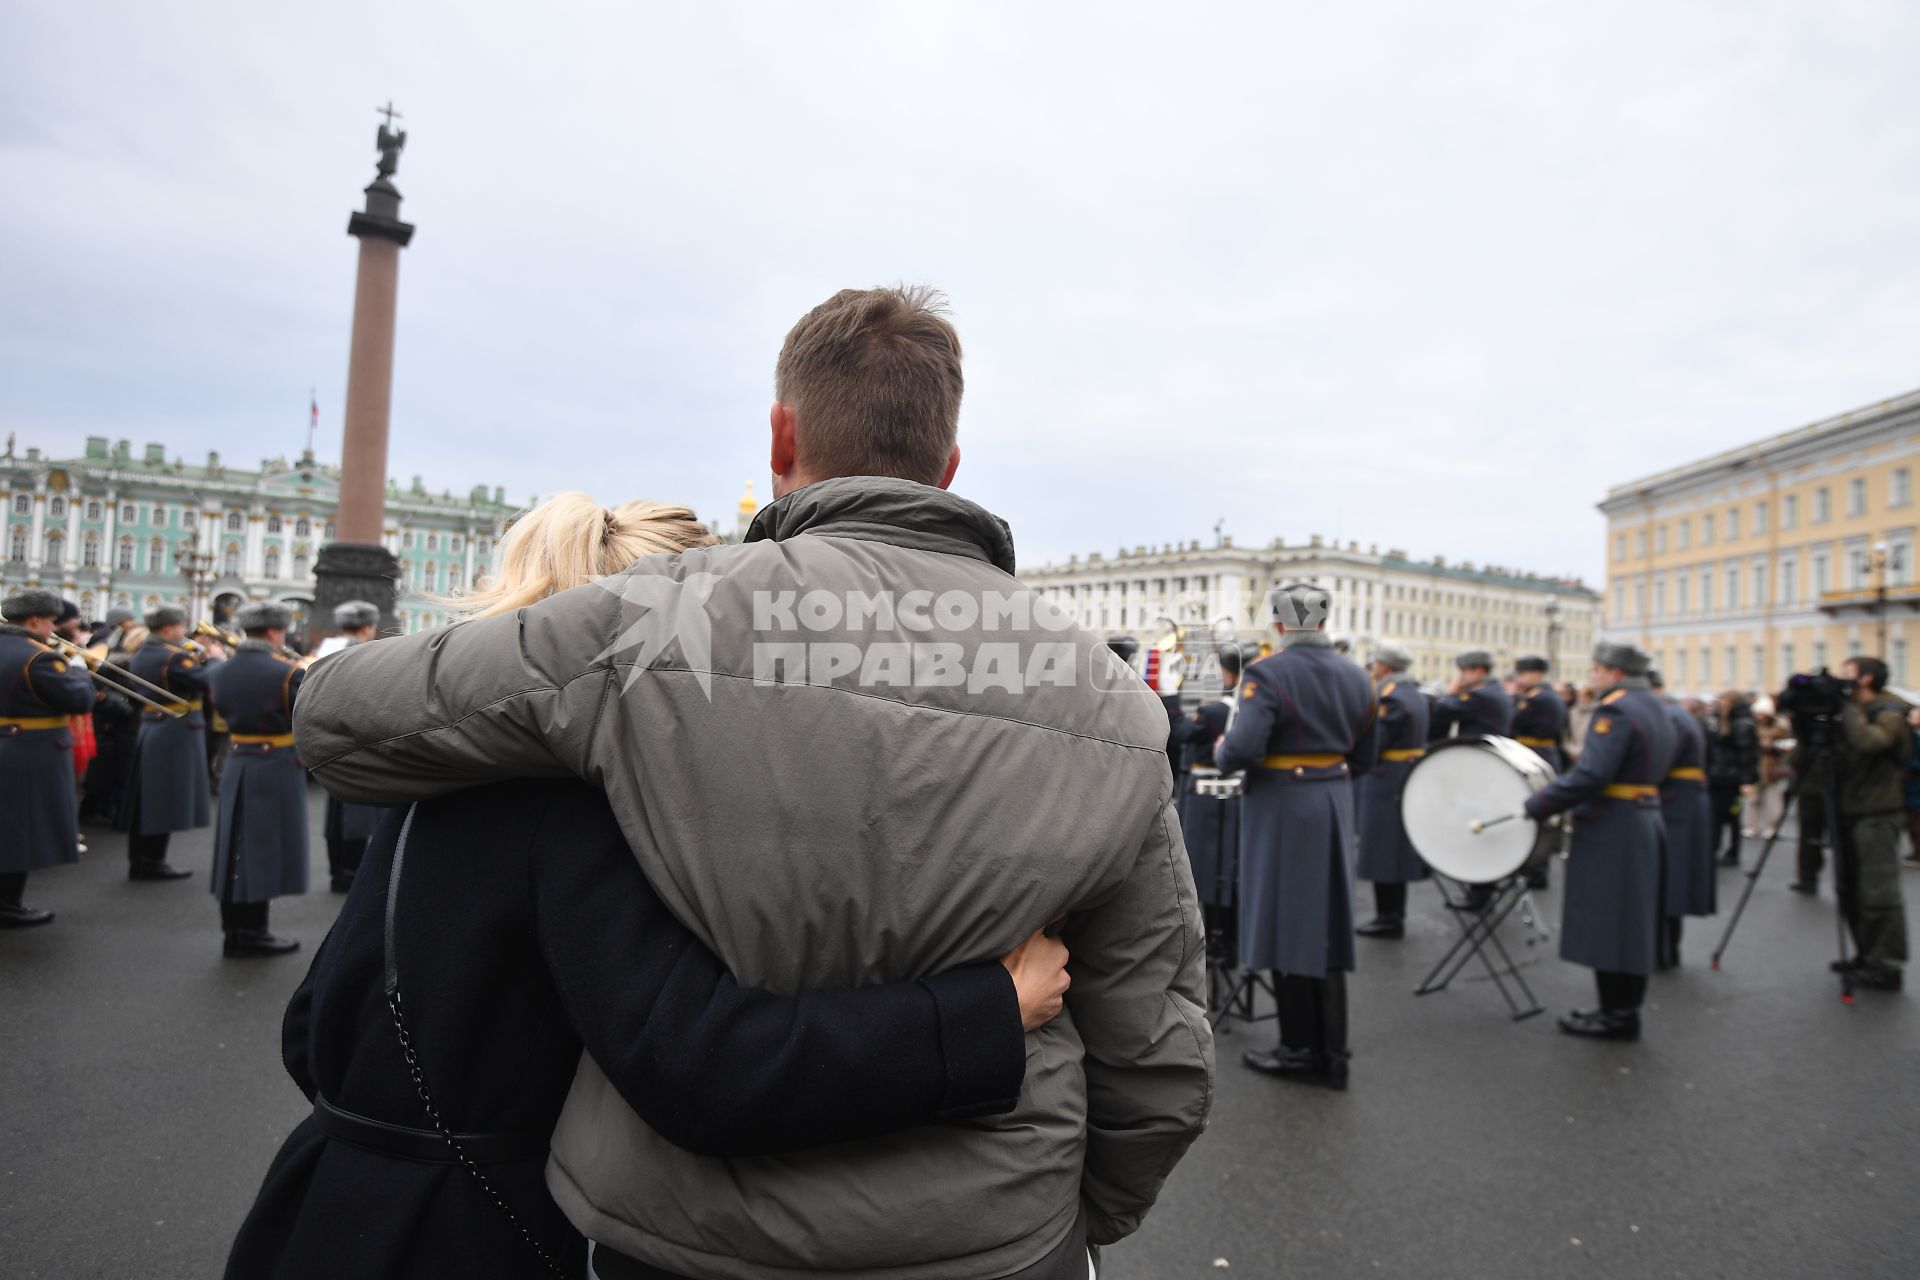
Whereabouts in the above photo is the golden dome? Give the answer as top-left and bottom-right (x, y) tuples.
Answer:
(738, 480), (760, 517)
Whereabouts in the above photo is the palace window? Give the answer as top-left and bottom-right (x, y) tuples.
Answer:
(45, 531), (64, 564)
(1700, 514), (1715, 546)
(82, 533), (99, 567)
(1894, 468), (1913, 509)
(1634, 530), (1647, 557)
(264, 547), (281, 579)
(1655, 526), (1668, 555)
(147, 539), (166, 573)
(450, 535), (463, 554)
(1699, 569), (1713, 612)
(11, 494), (28, 515)
(293, 551), (310, 580)
(116, 537), (134, 571)
(1725, 646), (1738, 685)
(1675, 575), (1690, 614)
(324, 522), (336, 541)
(1699, 647), (1712, 685)
(1725, 565), (1740, 610)
(1813, 550), (1830, 595)
(1781, 643), (1796, 679)
(1783, 494), (1799, 529)
(447, 564), (463, 591)
(1677, 520), (1691, 550)
(1848, 478), (1867, 517)
(49, 496), (66, 519)
(294, 517), (311, 537)
(1814, 487), (1831, 523)
(121, 504), (136, 524)
(403, 531), (415, 550)
(222, 544), (241, 576)
(1813, 640), (1828, 671)
(226, 511), (243, 532)
(7, 525), (25, 562)
(1779, 557), (1797, 604)
(267, 514), (282, 534)
(426, 533), (439, 552)
(1726, 508), (1741, 540)
(86, 500), (102, 522)
(1751, 562), (1766, 607)
(1754, 501), (1769, 534)
(1612, 534), (1625, 562)
(183, 511), (197, 531)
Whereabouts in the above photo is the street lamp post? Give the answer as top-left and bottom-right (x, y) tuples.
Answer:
(1544, 592), (1562, 674)
(1873, 540), (1891, 657)
(176, 540), (215, 626)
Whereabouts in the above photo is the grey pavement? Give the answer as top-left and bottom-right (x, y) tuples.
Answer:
(3, 801), (1917, 1279)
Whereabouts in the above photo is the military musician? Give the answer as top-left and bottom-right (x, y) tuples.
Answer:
(317, 600), (386, 892)
(1172, 644), (1244, 952)
(1645, 670), (1713, 969)
(1216, 582), (1378, 1088)
(203, 602), (307, 957)
(1519, 642), (1675, 1040)
(1355, 644), (1430, 940)
(115, 606), (221, 881)
(0, 590), (97, 928)
(1431, 648), (1514, 739)
(1511, 655), (1567, 889)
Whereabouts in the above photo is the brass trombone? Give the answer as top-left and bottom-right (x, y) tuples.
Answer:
(45, 634), (188, 719)
(189, 619), (241, 651)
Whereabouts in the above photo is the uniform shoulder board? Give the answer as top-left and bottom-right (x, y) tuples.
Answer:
(1381, 681), (1397, 697)
(178, 656), (197, 669)
(1242, 682), (1259, 700)
(1594, 717), (1613, 735)
(1601, 689), (1625, 705)
(47, 658), (67, 674)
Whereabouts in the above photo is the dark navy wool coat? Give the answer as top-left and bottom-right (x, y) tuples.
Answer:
(205, 643), (310, 904)
(116, 640), (213, 835)
(0, 626), (96, 874)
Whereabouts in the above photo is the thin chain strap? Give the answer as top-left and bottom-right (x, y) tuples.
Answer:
(387, 986), (571, 1277)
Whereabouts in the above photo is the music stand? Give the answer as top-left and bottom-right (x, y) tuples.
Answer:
(1192, 769), (1275, 1033)
(1415, 874), (1546, 1020)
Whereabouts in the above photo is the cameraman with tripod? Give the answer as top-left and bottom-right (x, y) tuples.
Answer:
(1809, 657), (1912, 991)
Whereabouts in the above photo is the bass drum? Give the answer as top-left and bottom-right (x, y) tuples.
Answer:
(1400, 735), (1557, 885)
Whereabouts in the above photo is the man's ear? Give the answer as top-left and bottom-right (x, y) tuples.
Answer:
(936, 444), (961, 490)
(769, 402), (798, 494)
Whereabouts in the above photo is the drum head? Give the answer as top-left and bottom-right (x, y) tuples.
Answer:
(1401, 736), (1549, 884)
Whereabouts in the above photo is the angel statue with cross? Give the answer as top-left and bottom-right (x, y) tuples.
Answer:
(374, 102), (405, 179)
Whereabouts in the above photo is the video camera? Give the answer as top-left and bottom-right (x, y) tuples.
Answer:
(1777, 668), (1857, 722)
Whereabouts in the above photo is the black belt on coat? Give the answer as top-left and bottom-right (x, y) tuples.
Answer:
(310, 1092), (549, 1165)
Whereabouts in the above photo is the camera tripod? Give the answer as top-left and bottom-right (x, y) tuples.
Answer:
(1710, 722), (1860, 1003)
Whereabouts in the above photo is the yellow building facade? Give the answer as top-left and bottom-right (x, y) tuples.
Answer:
(1600, 387), (1920, 694)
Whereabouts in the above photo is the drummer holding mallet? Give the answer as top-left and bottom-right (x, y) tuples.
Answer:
(1508, 641), (1675, 1041)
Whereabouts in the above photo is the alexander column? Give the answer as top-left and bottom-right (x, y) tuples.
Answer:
(312, 105), (415, 640)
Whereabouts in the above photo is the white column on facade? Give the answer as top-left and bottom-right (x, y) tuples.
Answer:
(463, 525), (476, 586)
(99, 487), (118, 591)
(245, 507), (265, 581)
(29, 484), (46, 576)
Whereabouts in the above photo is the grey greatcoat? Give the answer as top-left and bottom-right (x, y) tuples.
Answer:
(1523, 680), (1676, 976)
(1658, 698), (1715, 918)
(1215, 635), (1379, 978)
(205, 643), (310, 904)
(0, 626), (96, 873)
(115, 640), (214, 836)
(294, 478), (1212, 1274)
(1357, 673), (1431, 885)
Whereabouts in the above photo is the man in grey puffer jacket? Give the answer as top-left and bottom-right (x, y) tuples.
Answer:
(294, 287), (1213, 1280)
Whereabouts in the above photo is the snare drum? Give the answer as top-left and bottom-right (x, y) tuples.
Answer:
(1400, 735), (1556, 884)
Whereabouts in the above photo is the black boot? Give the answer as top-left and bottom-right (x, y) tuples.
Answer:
(1557, 1008), (1642, 1041)
(1356, 916), (1404, 938)
(1318, 971), (1350, 1090)
(0, 873), (54, 928)
(128, 833), (191, 881)
(222, 901), (298, 958)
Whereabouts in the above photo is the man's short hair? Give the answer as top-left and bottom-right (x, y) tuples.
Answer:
(1846, 655), (1889, 692)
(774, 286), (964, 486)
(145, 606), (186, 631)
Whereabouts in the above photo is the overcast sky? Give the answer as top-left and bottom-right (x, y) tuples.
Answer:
(4, 2), (1916, 585)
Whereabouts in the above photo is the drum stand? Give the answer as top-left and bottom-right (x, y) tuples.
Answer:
(1415, 875), (1546, 1020)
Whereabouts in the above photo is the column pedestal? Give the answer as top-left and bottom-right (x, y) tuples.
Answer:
(312, 541), (400, 641)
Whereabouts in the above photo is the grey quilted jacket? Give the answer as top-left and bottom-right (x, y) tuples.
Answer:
(294, 477), (1213, 1280)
